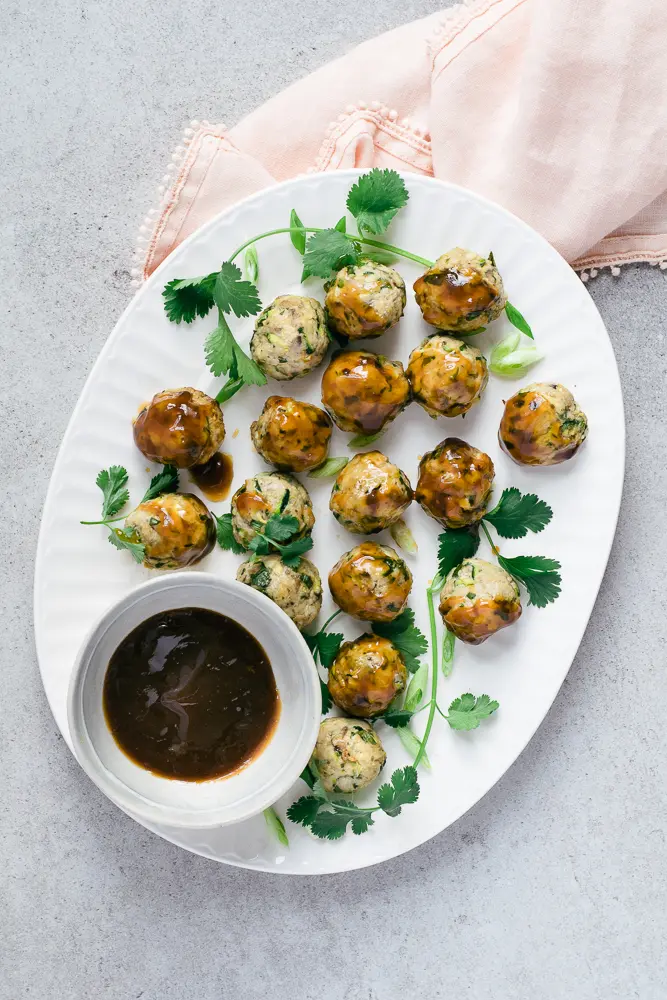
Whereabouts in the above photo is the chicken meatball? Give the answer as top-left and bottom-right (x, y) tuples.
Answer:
(330, 451), (412, 534)
(321, 350), (410, 435)
(311, 718), (386, 793)
(328, 542), (412, 622)
(439, 557), (522, 644)
(230, 472), (315, 548)
(499, 382), (588, 466)
(123, 493), (216, 569)
(328, 634), (408, 718)
(407, 334), (488, 418)
(133, 387), (225, 468)
(250, 295), (328, 381)
(250, 395), (332, 473)
(325, 262), (406, 340)
(416, 437), (494, 528)
(414, 248), (506, 333)
(236, 554), (322, 629)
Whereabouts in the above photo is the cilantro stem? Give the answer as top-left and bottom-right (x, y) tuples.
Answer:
(414, 583), (442, 768)
(228, 228), (433, 269)
(320, 608), (342, 632)
(80, 515), (126, 526)
(481, 520), (500, 557)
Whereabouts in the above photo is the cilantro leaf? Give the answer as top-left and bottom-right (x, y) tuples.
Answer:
(334, 216), (347, 233)
(289, 208), (306, 255)
(280, 537), (314, 568)
(263, 515), (300, 543)
(446, 693), (499, 731)
(346, 168), (409, 234)
(286, 795), (321, 829)
(204, 314), (266, 387)
(107, 527), (145, 564)
(301, 229), (359, 280)
(437, 526), (480, 580)
(498, 554), (562, 608)
(213, 261), (262, 318)
(372, 608), (427, 672)
(320, 677), (333, 714)
(316, 632), (344, 669)
(505, 301), (534, 340)
(299, 764), (316, 790)
(484, 487), (553, 539)
(96, 466), (129, 519)
(350, 814), (375, 835)
(214, 513), (245, 554)
(141, 465), (179, 504)
(377, 766), (419, 817)
(162, 273), (217, 324)
(263, 806), (289, 847)
(310, 808), (356, 840)
(382, 708), (413, 729)
(231, 340), (267, 387)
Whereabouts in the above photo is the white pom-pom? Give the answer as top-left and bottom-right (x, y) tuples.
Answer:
(388, 109), (398, 121)
(357, 100), (367, 109)
(370, 100), (381, 110)
(611, 266), (621, 276)
(580, 271), (589, 282)
(401, 117), (411, 128)
(659, 261), (667, 270)
(183, 128), (194, 137)
(649, 260), (658, 266)
(190, 119), (200, 128)
(589, 268), (598, 278)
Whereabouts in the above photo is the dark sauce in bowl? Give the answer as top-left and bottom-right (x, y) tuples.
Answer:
(103, 608), (279, 781)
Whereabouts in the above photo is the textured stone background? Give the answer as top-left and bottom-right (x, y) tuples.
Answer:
(2, 1), (666, 997)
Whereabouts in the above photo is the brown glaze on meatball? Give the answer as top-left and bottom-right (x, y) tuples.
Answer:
(123, 493), (216, 569)
(328, 634), (408, 718)
(407, 334), (488, 418)
(416, 437), (494, 528)
(250, 395), (332, 472)
(325, 262), (406, 340)
(321, 350), (410, 435)
(499, 382), (588, 466)
(330, 451), (413, 534)
(439, 557), (522, 644)
(328, 541), (412, 622)
(133, 388), (225, 468)
(414, 248), (506, 333)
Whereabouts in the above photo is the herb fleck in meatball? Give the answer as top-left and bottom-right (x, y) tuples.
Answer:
(230, 472), (315, 548)
(330, 451), (412, 534)
(321, 350), (410, 435)
(123, 493), (216, 569)
(325, 262), (406, 340)
(312, 718), (386, 793)
(250, 295), (328, 381)
(328, 634), (408, 718)
(133, 388), (225, 468)
(416, 437), (494, 529)
(236, 554), (322, 629)
(499, 382), (588, 466)
(439, 557), (522, 644)
(407, 334), (488, 418)
(250, 395), (332, 473)
(328, 542), (412, 622)
(414, 248), (506, 333)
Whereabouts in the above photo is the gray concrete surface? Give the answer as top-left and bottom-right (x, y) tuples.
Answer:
(2, 2), (666, 998)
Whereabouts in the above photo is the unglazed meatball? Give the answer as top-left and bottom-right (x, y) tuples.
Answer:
(236, 554), (322, 629)
(499, 382), (588, 466)
(250, 295), (328, 381)
(250, 395), (332, 472)
(439, 557), (522, 644)
(123, 493), (216, 569)
(328, 634), (408, 718)
(325, 262), (406, 340)
(328, 542), (412, 622)
(416, 437), (494, 529)
(230, 472), (315, 548)
(133, 388), (225, 468)
(330, 451), (413, 534)
(414, 248), (507, 333)
(311, 718), (386, 793)
(321, 350), (410, 435)
(407, 334), (488, 418)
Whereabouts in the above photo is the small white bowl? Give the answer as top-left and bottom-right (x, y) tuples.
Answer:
(67, 572), (321, 828)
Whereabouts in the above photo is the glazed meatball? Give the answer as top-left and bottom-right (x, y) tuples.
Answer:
(439, 557), (522, 644)
(416, 437), (494, 529)
(250, 295), (328, 381)
(328, 634), (408, 718)
(499, 382), (588, 466)
(250, 395), (332, 473)
(123, 493), (215, 569)
(330, 451), (412, 534)
(230, 472), (315, 548)
(236, 554), (322, 629)
(325, 262), (406, 340)
(414, 248), (506, 333)
(407, 334), (488, 418)
(321, 350), (410, 435)
(328, 542), (412, 622)
(312, 718), (386, 793)
(133, 388), (225, 468)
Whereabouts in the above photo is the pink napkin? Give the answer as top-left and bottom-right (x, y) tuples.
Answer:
(135, 0), (667, 284)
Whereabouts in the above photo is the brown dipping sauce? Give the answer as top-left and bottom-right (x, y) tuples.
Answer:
(190, 452), (234, 501)
(103, 608), (279, 781)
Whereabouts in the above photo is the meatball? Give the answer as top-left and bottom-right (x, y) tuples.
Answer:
(250, 395), (332, 472)
(499, 382), (588, 466)
(321, 350), (410, 435)
(325, 262), (406, 340)
(250, 295), (328, 381)
(414, 248), (506, 333)
(330, 451), (413, 534)
(133, 387), (225, 468)
(123, 493), (215, 569)
(407, 334), (488, 418)
(416, 437), (494, 528)
(328, 542), (412, 622)
(311, 718), (386, 793)
(230, 472), (315, 548)
(439, 557), (522, 644)
(328, 634), (408, 718)
(236, 554), (322, 629)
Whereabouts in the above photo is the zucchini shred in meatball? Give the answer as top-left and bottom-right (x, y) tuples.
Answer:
(250, 295), (329, 381)
(133, 387), (225, 468)
(328, 634), (408, 718)
(330, 451), (413, 534)
(230, 472), (315, 548)
(416, 437), (494, 529)
(123, 493), (216, 569)
(250, 395), (332, 472)
(414, 247), (507, 333)
(328, 541), (412, 622)
(325, 262), (406, 340)
(236, 554), (322, 629)
(312, 718), (386, 793)
(407, 334), (488, 418)
(499, 382), (588, 466)
(321, 350), (410, 435)
(439, 557), (522, 644)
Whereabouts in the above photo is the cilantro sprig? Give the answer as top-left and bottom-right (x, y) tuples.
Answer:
(384, 692), (499, 732)
(216, 509), (313, 568)
(484, 487), (553, 539)
(303, 610), (344, 714)
(371, 608), (427, 673)
(346, 169), (409, 235)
